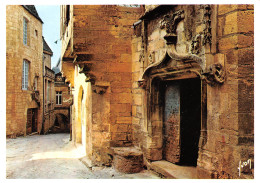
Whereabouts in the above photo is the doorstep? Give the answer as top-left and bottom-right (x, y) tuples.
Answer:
(28, 132), (38, 136)
(148, 160), (197, 179)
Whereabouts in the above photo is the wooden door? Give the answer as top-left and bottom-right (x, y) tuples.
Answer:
(26, 109), (32, 135)
(163, 81), (181, 163)
(32, 109), (38, 133)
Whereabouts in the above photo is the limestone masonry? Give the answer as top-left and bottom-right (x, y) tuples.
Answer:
(6, 4), (254, 179)
(60, 5), (254, 178)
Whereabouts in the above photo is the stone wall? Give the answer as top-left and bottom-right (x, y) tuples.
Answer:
(6, 5), (44, 136)
(131, 5), (254, 179)
(197, 5), (254, 179)
(61, 5), (142, 166)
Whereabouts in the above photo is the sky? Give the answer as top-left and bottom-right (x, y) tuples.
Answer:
(35, 5), (61, 68)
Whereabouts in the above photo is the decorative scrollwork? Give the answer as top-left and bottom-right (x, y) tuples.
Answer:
(203, 63), (225, 85)
(191, 34), (202, 54)
(160, 10), (185, 34)
(138, 79), (146, 88)
(203, 5), (212, 45)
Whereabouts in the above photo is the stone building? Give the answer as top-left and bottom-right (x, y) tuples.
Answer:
(6, 5), (44, 136)
(42, 37), (55, 134)
(60, 5), (142, 166)
(6, 5), (56, 137)
(51, 59), (71, 134)
(60, 5), (254, 178)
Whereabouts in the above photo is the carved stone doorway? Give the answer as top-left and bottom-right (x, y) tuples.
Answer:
(162, 78), (201, 166)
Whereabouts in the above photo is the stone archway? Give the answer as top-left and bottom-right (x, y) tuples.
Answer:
(140, 51), (206, 166)
(53, 113), (70, 133)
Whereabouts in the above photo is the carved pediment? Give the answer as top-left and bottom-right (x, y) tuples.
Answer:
(138, 6), (224, 88)
(138, 51), (203, 88)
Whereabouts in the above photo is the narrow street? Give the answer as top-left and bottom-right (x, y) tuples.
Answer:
(6, 133), (160, 179)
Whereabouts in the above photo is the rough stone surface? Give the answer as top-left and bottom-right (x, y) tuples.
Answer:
(131, 5), (254, 179)
(59, 4), (254, 179)
(61, 5), (142, 166)
(113, 147), (144, 173)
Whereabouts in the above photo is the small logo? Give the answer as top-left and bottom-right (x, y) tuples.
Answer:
(238, 159), (251, 177)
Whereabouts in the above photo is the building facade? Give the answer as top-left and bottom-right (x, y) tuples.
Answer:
(60, 5), (142, 166)
(6, 5), (56, 137)
(51, 60), (71, 134)
(42, 37), (55, 134)
(131, 5), (254, 179)
(6, 5), (44, 137)
(60, 5), (254, 178)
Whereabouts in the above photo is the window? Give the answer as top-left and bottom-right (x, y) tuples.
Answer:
(23, 18), (28, 45)
(35, 29), (38, 37)
(56, 91), (62, 105)
(22, 60), (29, 90)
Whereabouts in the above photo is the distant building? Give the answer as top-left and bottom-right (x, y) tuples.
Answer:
(42, 36), (55, 134)
(51, 60), (72, 134)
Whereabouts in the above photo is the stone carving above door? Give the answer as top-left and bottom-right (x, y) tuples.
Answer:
(191, 34), (203, 55)
(138, 6), (224, 88)
(202, 5), (212, 45)
(160, 10), (185, 45)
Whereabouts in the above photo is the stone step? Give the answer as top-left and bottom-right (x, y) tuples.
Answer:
(148, 160), (197, 179)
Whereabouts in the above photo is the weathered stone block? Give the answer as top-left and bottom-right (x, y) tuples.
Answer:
(218, 34), (253, 51)
(112, 132), (127, 141)
(113, 147), (143, 173)
(224, 11), (254, 35)
(218, 5), (247, 15)
(110, 124), (130, 133)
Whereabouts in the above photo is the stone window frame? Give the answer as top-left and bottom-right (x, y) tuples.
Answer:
(22, 59), (30, 90)
(56, 91), (62, 105)
(23, 17), (29, 45)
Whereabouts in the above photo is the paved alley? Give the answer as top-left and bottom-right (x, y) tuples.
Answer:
(6, 133), (160, 179)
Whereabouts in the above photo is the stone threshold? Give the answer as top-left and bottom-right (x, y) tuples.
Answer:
(147, 160), (197, 179)
(28, 132), (39, 136)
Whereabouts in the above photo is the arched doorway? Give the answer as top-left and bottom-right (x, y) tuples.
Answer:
(52, 113), (70, 133)
(77, 86), (86, 147)
(162, 78), (201, 166)
(141, 51), (206, 167)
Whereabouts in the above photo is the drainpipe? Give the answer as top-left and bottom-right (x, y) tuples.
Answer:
(41, 55), (46, 134)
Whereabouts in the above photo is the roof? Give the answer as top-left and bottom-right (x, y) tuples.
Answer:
(42, 36), (53, 56)
(22, 5), (43, 23)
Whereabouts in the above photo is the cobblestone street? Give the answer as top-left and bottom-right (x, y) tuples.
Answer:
(6, 133), (159, 179)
